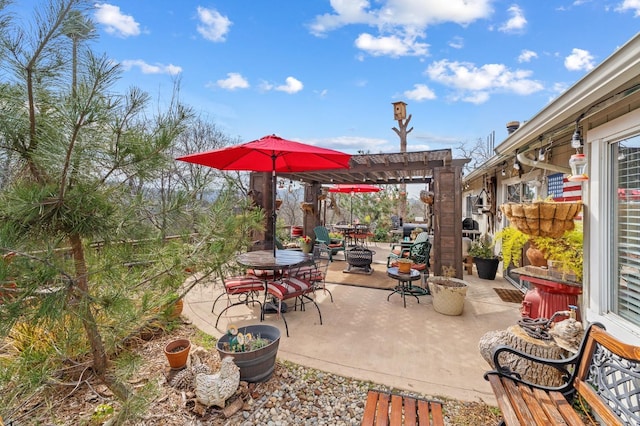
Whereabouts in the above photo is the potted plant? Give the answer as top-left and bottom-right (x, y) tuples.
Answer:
(468, 234), (501, 280)
(494, 225), (584, 282)
(216, 324), (281, 383)
(427, 265), (468, 315)
(164, 338), (191, 370)
(299, 235), (313, 254)
(396, 258), (413, 273)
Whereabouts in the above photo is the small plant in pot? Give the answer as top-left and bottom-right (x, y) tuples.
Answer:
(468, 234), (501, 280)
(396, 258), (413, 274)
(216, 324), (281, 383)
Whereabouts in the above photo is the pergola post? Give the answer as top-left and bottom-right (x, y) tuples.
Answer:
(433, 165), (463, 279)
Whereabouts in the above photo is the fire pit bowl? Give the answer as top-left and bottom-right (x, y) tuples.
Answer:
(345, 246), (375, 274)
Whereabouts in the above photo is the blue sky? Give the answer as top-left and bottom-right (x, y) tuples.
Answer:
(16, 1), (640, 156)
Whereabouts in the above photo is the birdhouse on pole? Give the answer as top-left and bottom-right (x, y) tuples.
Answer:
(392, 101), (407, 121)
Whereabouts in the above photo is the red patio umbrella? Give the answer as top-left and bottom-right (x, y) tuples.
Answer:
(328, 184), (381, 225)
(177, 134), (351, 256)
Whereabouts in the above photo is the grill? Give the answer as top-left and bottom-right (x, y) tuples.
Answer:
(345, 247), (375, 273)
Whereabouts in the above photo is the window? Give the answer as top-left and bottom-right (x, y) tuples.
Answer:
(506, 182), (536, 203)
(465, 195), (478, 218)
(611, 135), (640, 325)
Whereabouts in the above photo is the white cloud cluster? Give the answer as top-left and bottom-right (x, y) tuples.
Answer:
(355, 33), (429, 57)
(309, 0), (492, 57)
(403, 84), (436, 101)
(518, 49), (538, 63)
(276, 77), (304, 94)
(94, 3), (140, 37)
(120, 60), (182, 75)
(425, 59), (543, 104)
(564, 48), (595, 71)
(499, 5), (527, 33)
(196, 7), (232, 42)
(616, 0), (640, 17)
(216, 73), (249, 90)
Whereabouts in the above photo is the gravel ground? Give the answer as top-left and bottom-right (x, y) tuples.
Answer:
(5, 323), (502, 425)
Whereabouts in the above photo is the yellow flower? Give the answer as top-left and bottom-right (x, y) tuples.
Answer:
(227, 324), (238, 336)
(236, 332), (245, 345)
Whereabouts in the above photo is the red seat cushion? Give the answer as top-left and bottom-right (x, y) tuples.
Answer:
(224, 275), (265, 294)
(267, 277), (313, 300)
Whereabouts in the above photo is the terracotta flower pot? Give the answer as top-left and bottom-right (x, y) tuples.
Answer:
(164, 338), (191, 370)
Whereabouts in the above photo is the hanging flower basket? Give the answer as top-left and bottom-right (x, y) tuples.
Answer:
(300, 202), (314, 213)
(419, 190), (434, 205)
(500, 201), (582, 238)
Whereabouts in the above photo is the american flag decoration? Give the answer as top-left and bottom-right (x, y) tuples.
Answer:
(548, 173), (582, 202)
(548, 172), (582, 219)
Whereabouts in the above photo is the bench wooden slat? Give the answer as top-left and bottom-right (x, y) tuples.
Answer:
(518, 382), (554, 425)
(390, 394), (403, 425)
(376, 392), (390, 426)
(548, 391), (586, 426)
(503, 378), (537, 425)
(362, 391), (380, 425)
(430, 401), (444, 426)
(531, 388), (569, 425)
(416, 400), (429, 425)
(403, 396), (417, 426)
(487, 374), (522, 425)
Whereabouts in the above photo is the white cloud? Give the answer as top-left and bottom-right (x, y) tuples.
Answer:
(120, 59), (182, 75)
(94, 3), (140, 37)
(518, 49), (538, 63)
(216, 72), (249, 90)
(564, 48), (595, 71)
(275, 77), (304, 94)
(448, 36), (464, 49)
(616, 0), (640, 16)
(354, 33), (429, 57)
(403, 84), (436, 101)
(499, 4), (527, 33)
(197, 7), (232, 42)
(425, 59), (543, 103)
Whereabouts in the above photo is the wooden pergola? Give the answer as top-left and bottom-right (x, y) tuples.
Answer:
(250, 149), (470, 278)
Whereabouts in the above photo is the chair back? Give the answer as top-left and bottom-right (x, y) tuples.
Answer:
(313, 226), (331, 244)
(410, 232), (431, 266)
(313, 243), (332, 272)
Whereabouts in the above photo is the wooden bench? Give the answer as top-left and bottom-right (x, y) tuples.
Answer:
(361, 389), (444, 425)
(484, 323), (640, 425)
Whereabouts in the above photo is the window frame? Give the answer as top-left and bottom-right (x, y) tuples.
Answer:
(587, 107), (640, 341)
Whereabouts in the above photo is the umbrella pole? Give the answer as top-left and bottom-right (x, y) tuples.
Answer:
(271, 156), (277, 257)
(350, 193), (353, 225)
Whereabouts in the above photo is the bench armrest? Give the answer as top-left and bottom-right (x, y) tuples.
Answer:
(483, 344), (580, 393)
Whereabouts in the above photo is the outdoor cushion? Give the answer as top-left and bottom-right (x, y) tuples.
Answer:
(224, 275), (265, 294)
(267, 276), (313, 300)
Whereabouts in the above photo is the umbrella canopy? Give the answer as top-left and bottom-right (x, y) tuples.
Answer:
(177, 134), (351, 256)
(328, 184), (381, 224)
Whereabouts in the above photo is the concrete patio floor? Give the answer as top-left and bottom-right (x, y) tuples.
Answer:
(182, 242), (522, 405)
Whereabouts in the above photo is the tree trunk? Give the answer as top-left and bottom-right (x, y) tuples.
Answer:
(478, 325), (569, 387)
(70, 233), (131, 401)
